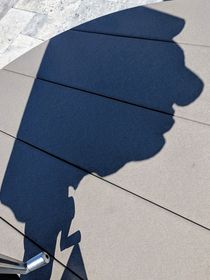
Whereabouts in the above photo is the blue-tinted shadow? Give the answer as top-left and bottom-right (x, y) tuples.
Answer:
(0, 6), (203, 280)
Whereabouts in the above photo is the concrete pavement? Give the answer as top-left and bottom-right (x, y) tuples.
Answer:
(0, 0), (163, 69)
(1, 0), (210, 279)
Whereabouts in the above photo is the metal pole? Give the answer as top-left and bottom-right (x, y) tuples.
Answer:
(0, 252), (50, 275)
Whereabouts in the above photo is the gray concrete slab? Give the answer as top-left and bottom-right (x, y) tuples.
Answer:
(1, 70), (210, 230)
(73, 174), (210, 279)
(0, 70), (189, 186)
(4, 9), (210, 125)
(3, 40), (49, 78)
(74, 0), (210, 47)
(13, 0), (163, 41)
(0, 70), (35, 137)
(1, 132), (210, 279)
(1, 1), (210, 279)
(73, 2), (185, 42)
(0, 34), (44, 69)
(0, 0), (163, 68)
(149, 0), (210, 47)
(0, 130), (88, 279)
(173, 43), (210, 125)
(105, 117), (210, 229)
(0, 218), (80, 280)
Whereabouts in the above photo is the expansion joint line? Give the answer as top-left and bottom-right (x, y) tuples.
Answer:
(0, 215), (84, 279)
(3, 68), (210, 128)
(38, 76), (210, 128)
(72, 28), (210, 48)
(1, 129), (210, 234)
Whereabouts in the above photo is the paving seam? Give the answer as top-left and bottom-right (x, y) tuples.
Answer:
(1, 128), (210, 234)
(2, 68), (210, 129)
(71, 28), (210, 48)
(0, 215), (84, 279)
(11, 6), (40, 14)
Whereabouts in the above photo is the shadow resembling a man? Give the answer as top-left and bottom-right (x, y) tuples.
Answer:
(0, 6), (203, 280)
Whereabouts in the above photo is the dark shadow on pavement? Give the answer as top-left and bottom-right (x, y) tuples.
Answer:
(0, 6), (203, 280)
(0, 275), (20, 280)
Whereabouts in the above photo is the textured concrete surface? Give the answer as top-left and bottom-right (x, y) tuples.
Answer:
(0, 0), (17, 21)
(0, 217), (80, 279)
(6, 31), (206, 121)
(149, 0), (210, 46)
(1, 130), (210, 279)
(1, 0), (210, 279)
(0, 0), (163, 69)
(0, 130), (87, 279)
